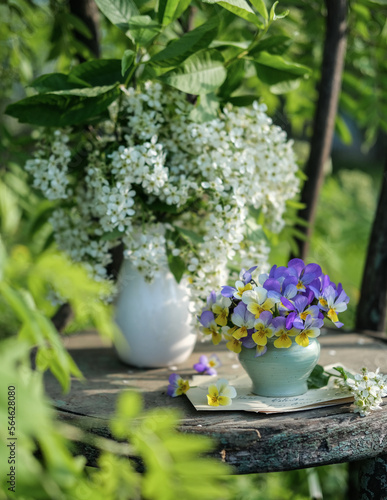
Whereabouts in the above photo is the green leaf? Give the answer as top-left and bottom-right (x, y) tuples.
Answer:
(245, 218), (269, 243)
(335, 114), (353, 145)
(101, 228), (124, 241)
(159, 49), (226, 95)
(202, 0), (264, 27)
(70, 59), (126, 87)
(270, 78), (301, 94)
(27, 201), (55, 237)
(250, 0), (268, 20)
(29, 73), (89, 93)
(332, 366), (354, 381)
(158, 0), (191, 26)
(174, 226), (204, 244)
(269, 1), (289, 21)
(151, 18), (218, 68)
(218, 58), (245, 98)
(167, 253), (186, 283)
(307, 364), (331, 389)
(189, 93), (219, 122)
(286, 199), (306, 210)
(211, 40), (250, 50)
(249, 35), (291, 56)
(6, 85), (120, 126)
(0, 237), (6, 281)
(127, 15), (160, 46)
(253, 51), (311, 85)
(64, 12), (93, 38)
(94, 0), (139, 31)
(227, 94), (258, 106)
(49, 84), (119, 97)
(121, 49), (135, 76)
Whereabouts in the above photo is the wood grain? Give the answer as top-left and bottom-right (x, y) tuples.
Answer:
(45, 331), (387, 472)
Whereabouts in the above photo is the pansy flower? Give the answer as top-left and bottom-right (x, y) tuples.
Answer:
(272, 316), (297, 348)
(258, 264), (289, 286)
(316, 285), (349, 328)
(295, 315), (324, 347)
(252, 311), (274, 346)
(281, 294), (320, 329)
(167, 374), (190, 397)
(207, 379), (237, 407)
(287, 258), (322, 292)
(240, 332), (268, 354)
(265, 275), (298, 304)
(239, 266), (257, 284)
(193, 354), (221, 375)
(221, 280), (253, 300)
(211, 294), (232, 327)
(223, 327), (243, 354)
(204, 290), (217, 311)
(199, 310), (222, 344)
(231, 302), (255, 339)
(242, 286), (277, 318)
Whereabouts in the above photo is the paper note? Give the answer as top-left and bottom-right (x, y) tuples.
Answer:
(186, 365), (354, 414)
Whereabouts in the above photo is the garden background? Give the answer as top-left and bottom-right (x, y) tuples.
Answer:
(0, 0), (386, 498)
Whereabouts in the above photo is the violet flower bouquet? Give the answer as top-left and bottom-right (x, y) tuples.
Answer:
(198, 258), (350, 356)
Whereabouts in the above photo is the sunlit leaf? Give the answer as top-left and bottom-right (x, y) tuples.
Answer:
(121, 49), (135, 76)
(159, 49), (226, 94)
(151, 18), (218, 67)
(127, 15), (160, 46)
(158, 0), (191, 26)
(202, 0), (264, 27)
(94, 0), (139, 30)
(189, 93), (219, 122)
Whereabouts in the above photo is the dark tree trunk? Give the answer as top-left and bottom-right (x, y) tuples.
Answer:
(69, 0), (101, 60)
(292, 0), (348, 260)
(51, 303), (74, 333)
(355, 155), (387, 332)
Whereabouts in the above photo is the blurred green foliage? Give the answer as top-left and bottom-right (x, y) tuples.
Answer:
(0, 340), (231, 499)
(226, 463), (348, 500)
(269, 168), (377, 329)
(1, 0), (385, 498)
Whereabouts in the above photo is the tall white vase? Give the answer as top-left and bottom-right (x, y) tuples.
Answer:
(113, 259), (197, 368)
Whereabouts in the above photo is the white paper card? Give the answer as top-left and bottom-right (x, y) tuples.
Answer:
(186, 365), (354, 414)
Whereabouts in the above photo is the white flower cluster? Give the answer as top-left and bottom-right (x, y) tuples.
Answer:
(340, 367), (387, 416)
(27, 82), (299, 314)
(122, 223), (169, 282)
(25, 130), (71, 200)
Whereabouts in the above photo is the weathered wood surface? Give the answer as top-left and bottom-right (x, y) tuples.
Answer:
(45, 332), (387, 474)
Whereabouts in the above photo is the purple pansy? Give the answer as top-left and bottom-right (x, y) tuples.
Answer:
(318, 285), (349, 328)
(287, 258), (322, 292)
(193, 354), (221, 376)
(231, 302), (255, 339)
(281, 294), (320, 329)
(239, 266), (258, 284)
(167, 373), (190, 397)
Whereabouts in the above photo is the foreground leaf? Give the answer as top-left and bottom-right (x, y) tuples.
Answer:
(158, 0), (191, 26)
(159, 49), (226, 94)
(94, 0), (139, 30)
(307, 364), (331, 389)
(127, 15), (160, 46)
(202, 0), (264, 28)
(6, 85), (120, 126)
(151, 18), (218, 67)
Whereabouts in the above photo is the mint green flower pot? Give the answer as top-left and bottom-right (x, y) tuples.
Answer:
(238, 339), (320, 397)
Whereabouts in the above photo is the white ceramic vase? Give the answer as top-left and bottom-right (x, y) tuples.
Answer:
(113, 259), (196, 368)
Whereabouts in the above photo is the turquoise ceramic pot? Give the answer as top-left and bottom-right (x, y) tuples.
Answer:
(238, 338), (320, 397)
